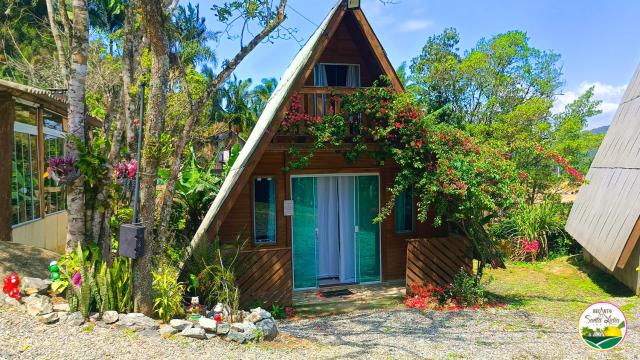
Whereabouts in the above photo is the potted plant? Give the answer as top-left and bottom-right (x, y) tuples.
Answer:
(48, 156), (80, 184)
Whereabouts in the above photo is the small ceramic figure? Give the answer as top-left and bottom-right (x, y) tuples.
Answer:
(48, 261), (61, 281)
(189, 296), (202, 319)
(2, 273), (21, 301)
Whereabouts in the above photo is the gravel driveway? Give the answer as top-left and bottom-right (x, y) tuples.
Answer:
(1, 306), (637, 359)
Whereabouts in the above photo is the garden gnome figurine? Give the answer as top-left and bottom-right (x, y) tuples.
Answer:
(48, 261), (61, 281)
(189, 297), (202, 319)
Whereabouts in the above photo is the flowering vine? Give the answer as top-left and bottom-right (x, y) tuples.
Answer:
(279, 77), (584, 278)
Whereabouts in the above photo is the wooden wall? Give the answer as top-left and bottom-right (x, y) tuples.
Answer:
(303, 12), (384, 87)
(237, 247), (292, 306)
(406, 235), (473, 289)
(218, 147), (446, 300)
(0, 93), (15, 242)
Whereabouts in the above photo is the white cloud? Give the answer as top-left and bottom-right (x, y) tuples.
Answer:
(553, 81), (627, 128)
(397, 19), (433, 32)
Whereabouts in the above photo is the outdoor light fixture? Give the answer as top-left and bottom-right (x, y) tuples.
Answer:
(346, 0), (360, 10)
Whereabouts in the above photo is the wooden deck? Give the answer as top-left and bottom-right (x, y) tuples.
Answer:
(292, 280), (406, 306)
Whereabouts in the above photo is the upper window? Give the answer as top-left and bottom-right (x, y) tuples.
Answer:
(395, 187), (413, 233)
(43, 110), (64, 132)
(314, 63), (360, 87)
(253, 177), (276, 244)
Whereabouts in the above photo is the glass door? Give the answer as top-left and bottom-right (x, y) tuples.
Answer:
(355, 175), (381, 283)
(292, 177), (318, 289)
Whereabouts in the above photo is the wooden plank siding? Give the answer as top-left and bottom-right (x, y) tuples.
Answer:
(406, 235), (473, 290)
(237, 247), (292, 307)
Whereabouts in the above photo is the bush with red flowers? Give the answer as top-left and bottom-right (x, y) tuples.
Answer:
(280, 77), (584, 279)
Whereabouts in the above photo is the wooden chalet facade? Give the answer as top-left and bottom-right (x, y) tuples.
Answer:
(0, 79), (99, 253)
(191, 1), (470, 306)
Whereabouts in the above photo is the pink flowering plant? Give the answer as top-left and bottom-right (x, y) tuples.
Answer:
(281, 77), (584, 276)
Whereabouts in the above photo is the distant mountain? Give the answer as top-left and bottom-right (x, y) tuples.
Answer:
(590, 126), (609, 135)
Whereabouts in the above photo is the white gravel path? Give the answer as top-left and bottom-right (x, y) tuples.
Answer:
(1, 306), (637, 359)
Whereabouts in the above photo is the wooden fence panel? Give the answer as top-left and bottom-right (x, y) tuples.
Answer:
(237, 247), (292, 307)
(406, 235), (472, 290)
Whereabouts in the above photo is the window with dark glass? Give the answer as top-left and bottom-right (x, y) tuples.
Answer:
(395, 187), (413, 233)
(253, 177), (276, 244)
(313, 63), (360, 87)
(43, 110), (66, 214)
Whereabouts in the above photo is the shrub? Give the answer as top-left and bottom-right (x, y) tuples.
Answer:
(491, 199), (569, 260)
(405, 270), (487, 310)
(152, 263), (186, 323)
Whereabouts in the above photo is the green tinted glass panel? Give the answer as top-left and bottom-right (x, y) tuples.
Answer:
(253, 178), (276, 244)
(292, 177), (318, 289)
(356, 175), (380, 283)
(395, 188), (413, 233)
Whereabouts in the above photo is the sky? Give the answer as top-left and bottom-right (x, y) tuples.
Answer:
(194, 0), (640, 129)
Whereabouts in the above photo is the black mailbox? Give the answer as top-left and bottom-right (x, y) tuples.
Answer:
(119, 224), (145, 259)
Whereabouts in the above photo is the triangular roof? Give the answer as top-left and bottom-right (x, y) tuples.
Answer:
(566, 62), (640, 271)
(188, 1), (402, 255)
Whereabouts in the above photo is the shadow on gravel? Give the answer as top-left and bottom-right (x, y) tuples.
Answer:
(0, 241), (58, 278)
(281, 309), (522, 358)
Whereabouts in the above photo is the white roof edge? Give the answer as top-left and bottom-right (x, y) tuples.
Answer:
(187, 0), (343, 252)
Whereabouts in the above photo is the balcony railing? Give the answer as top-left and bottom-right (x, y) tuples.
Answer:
(277, 86), (367, 138)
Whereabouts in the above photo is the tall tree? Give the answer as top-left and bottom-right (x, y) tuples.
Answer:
(44, 0), (69, 85)
(155, 0), (288, 250)
(135, 0), (171, 314)
(409, 28), (602, 200)
(65, 0), (89, 252)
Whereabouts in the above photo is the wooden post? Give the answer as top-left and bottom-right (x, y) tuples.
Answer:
(0, 93), (15, 241)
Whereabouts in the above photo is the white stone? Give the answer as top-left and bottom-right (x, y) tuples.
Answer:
(169, 319), (192, 330)
(66, 312), (85, 326)
(118, 313), (158, 331)
(37, 312), (59, 324)
(179, 327), (206, 339)
(198, 317), (217, 332)
(103, 311), (119, 324)
(24, 295), (53, 316)
(53, 303), (70, 312)
(159, 324), (179, 337)
(21, 277), (50, 294)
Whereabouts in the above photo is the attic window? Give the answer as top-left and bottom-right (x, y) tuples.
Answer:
(314, 63), (360, 87)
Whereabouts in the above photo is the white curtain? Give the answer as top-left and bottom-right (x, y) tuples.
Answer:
(314, 64), (328, 86)
(338, 176), (356, 283)
(346, 65), (360, 88)
(317, 177), (339, 279)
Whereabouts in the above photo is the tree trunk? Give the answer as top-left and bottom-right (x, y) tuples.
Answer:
(157, 0), (288, 248)
(133, 0), (170, 315)
(45, 0), (69, 86)
(64, 0), (89, 253)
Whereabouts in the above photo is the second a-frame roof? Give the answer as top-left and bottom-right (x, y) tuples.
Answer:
(188, 0), (402, 253)
(566, 62), (640, 271)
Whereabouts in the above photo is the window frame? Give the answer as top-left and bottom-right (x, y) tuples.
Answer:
(394, 186), (415, 234)
(11, 100), (68, 228)
(313, 63), (361, 88)
(12, 104), (42, 227)
(252, 176), (278, 246)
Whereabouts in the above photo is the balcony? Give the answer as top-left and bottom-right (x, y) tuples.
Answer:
(274, 86), (368, 142)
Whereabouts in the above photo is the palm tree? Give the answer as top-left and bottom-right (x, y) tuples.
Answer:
(251, 77), (278, 116)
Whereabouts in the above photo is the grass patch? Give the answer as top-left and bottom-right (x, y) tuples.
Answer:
(484, 255), (639, 319)
(83, 324), (95, 333)
(122, 328), (139, 339)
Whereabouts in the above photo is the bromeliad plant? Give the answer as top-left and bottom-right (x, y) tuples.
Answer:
(281, 77), (584, 279)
